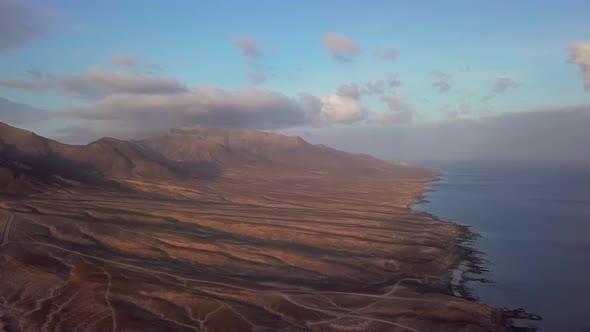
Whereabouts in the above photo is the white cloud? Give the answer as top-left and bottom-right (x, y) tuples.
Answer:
(433, 81), (451, 93)
(110, 54), (139, 67)
(369, 110), (413, 125)
(363, 80), (385, 95)
(370, 92), (414, 125)
(568, 42), (590, 90)
(431, 71), (451, 79)
(55, 86), (371, 139)
(338, 76), (401, 99)
(319, 94), (368, 124)
(247, 72), (268, 84)
(337, 83), (361, 99)
(0, 68), (186, 98)
(233, 37), (263, 59)
(482, 77), (520, 101)
(296, 106), (590, 164)
(323, 33), (361, 62)
(492, 77), (519, 93)
(374, 47), (398, 61)
(387, 75), (402, 87)
(382, 91), (412, 112)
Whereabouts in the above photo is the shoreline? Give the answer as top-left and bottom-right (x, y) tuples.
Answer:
(408, 174), (485, 300)
(411, 172), (542, 331)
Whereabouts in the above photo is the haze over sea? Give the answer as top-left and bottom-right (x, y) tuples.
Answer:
(416, 162), (590, 332)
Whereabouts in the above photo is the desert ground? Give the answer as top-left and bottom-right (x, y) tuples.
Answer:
(0, 166), (514, 332)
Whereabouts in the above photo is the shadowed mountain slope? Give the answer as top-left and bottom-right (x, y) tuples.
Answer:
(0, 122), (434, 193)
(0, 123), (198, 192)
(141, 126), (434, 178)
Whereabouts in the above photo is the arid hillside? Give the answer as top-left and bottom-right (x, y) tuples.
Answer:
(140, 126), (433, 179)
(0, 122), (434, 193)
(0, 122), (520, 332)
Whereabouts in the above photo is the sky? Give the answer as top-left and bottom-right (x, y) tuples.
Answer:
(0, 0), (589, 163)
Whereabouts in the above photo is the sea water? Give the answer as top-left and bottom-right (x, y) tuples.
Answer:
(415, 162), (590, 332)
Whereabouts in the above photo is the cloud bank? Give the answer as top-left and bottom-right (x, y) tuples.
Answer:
(290, 106), (590, 165)
(45, 85), (371, 142)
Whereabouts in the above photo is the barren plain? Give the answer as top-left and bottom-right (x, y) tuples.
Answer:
(0, 123), (519, 331)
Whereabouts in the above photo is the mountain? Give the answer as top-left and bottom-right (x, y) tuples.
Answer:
(0, 123), (207, 193)
(0, 122), (434, 193)
(0, 122), (117, 193)
(141, 126), (432, 177)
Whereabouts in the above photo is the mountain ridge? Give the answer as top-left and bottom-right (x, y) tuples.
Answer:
(0, 122), (435, 193)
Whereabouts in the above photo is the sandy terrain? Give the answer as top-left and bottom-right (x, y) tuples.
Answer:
(0, 167), (515, 332)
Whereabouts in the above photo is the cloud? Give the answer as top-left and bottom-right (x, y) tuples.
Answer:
(0, 0), (50, 52)
(233, 37), (272, 84)
(363, 80), (385, 95)
(370, 91), (414, 126)
(110, 53), (139, 67)
(54, 86), (372, 142)
(233, 37), (263, 59)
(337, 83), (361, 99)
(431, 71), (451, 79)
(27, 68), (45, 78)
(442, 104), (471, 120)
(433, 81), (451, 93)
(323, 33), (361, 62)
(338, 76), (400, 99)
(318, 94), (368, 124)
(374, 47), (398, 61)
(247, 72), (268, 84)
(460, 64), (471, 73)
(289, 106), (590, 165)
(382, 91), (412, 112)
(431, 71), (452, 93)
(492, 77), (519, 93)
(369, 110), (413, 126)
(145, 62), (164, 73)
(568, 42), (590, 90)
(387, 75), (402, 87)
(0, 96), (48, 125)
(0, 68), (186, 98)
(482, 77), (520, 101)
(57, 88), (316, 136)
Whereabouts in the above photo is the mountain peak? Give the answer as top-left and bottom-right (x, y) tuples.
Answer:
(90, 136), (125, 145)
(0, 122), (434, 194)
(166, 125), (310, 149)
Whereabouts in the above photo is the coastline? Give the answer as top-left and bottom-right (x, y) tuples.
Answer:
(411, 172), (541, 331)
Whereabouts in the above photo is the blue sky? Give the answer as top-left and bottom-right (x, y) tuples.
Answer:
(0, 0), (589, 141)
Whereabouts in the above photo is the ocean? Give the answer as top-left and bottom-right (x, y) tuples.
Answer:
(415, 162), (590, 332)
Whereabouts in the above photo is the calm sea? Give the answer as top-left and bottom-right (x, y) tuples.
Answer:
(415, 162), (590, 332)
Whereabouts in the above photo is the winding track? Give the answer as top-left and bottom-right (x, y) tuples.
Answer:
(0, 209), (14, 247)
(19, 240), (428, 331)
(4, 198), (432, 331)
